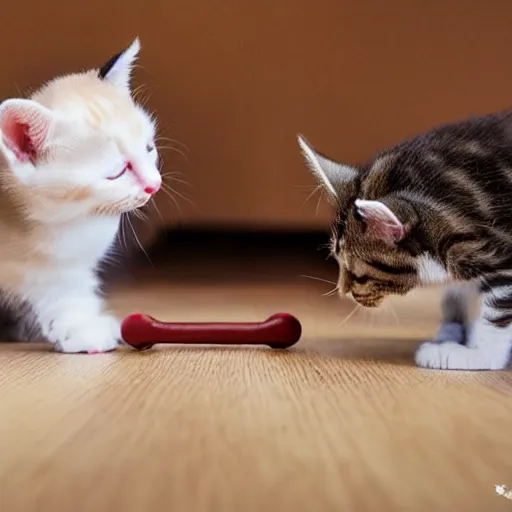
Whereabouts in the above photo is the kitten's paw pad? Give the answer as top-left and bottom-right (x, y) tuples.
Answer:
(432, 322), (466, 345)
(414, 341), (507, 370)
(53, 316), (120, 354)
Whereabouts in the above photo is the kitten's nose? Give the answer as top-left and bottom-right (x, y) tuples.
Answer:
(144, 184), (160, 195)
(143, 176), (162, 195)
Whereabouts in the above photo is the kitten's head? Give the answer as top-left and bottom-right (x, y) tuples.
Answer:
(298, 135), (433, 307)
(0, 37), (161, 222)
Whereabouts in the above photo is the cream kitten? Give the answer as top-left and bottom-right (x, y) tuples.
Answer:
(0, 37), (161, 353)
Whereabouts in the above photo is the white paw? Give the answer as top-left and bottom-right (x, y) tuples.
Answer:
(51, 315), (121, 354)
(415, 341), (508, 370)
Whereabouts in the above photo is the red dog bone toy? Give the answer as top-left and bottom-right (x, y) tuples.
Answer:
(121, 312), (302, 350)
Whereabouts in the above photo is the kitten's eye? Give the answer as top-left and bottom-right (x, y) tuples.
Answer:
(146, 144), (155, 153)
(353, 275), (370, 285)
(107, 162), (131, 181)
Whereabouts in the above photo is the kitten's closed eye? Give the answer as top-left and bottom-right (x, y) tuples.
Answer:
(345, 270), (370, 285)
(352, 274), (370, 285)
(146, 144), (155, 153)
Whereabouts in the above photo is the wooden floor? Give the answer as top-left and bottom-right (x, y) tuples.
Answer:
(1, 235), (511, 512)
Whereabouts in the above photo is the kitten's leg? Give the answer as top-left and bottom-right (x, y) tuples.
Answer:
(415, 281), (512, 370)
(0, 295), (36, 342)
(26, 269), (120, 353)
(0, 306), (21, 341)
(431, 283), (472, 345)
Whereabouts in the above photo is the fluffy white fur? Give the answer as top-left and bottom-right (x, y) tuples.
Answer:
(417, 254), (451, 285)
(0, 37), (161, 353)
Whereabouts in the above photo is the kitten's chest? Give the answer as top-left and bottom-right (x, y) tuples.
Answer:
(46, 217), (119, 264)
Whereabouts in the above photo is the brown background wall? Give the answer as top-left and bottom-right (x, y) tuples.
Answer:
(1, 1), (512, 240)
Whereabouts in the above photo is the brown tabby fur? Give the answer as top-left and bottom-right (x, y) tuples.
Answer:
(301, 111), (512, 321)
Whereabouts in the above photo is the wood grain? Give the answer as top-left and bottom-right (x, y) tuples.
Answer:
(0, 268), (511, 511)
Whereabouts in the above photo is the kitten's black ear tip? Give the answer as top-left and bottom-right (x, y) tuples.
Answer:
(98, 51), (123, 79)
(98, 37), (141, 80)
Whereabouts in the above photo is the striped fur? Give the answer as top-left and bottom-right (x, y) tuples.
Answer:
(299, 111), (512, 370)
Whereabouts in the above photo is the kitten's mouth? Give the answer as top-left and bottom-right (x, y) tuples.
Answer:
(352, 295), (384, 308)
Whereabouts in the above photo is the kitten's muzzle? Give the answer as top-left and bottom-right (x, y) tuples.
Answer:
(139, 175), (161, 196)
(127, 161), (162, 196)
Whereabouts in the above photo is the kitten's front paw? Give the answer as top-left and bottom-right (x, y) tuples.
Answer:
(51, 315), (121, 354)
(414, 341), (507, 370)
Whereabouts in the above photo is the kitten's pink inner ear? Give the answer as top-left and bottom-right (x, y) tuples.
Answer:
(355, 199), (407, 246)
(0, 106), (51, 163)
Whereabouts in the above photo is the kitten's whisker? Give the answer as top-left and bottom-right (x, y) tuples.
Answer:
(161, 170), (187, 177)
(161, 173), (193, 188)
(157, 144), (191, 164)
(300, 274), (337, 286)
(161, 183), (195, 206)
(126, 214), (153, 267)
(132, 84), (152, 106)
(149, 198), (164, 224)
(155, 136), (189, 152)
(315, 189), (324, 217)
(158, 186), (184, 218)
(118, 215), (131, 253)
(386, 301), (400, 325)
(300, 185), (322, 209)
(166, 177), (192, 187)
(337, 304), (360, 328)
(323, 286), (339, 297)
(131, 208), (148, 221)
(157, 144), (189, 155)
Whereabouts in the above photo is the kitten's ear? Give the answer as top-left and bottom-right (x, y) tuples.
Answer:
(0, 99), (55, 163)
(298, 135), (358, 198)
(355, 199), (408, 246)
(99, 37), (141, 90)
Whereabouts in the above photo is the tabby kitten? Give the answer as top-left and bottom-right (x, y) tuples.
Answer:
(299, 111), (512, 370)
(0, 37), (161, 353)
